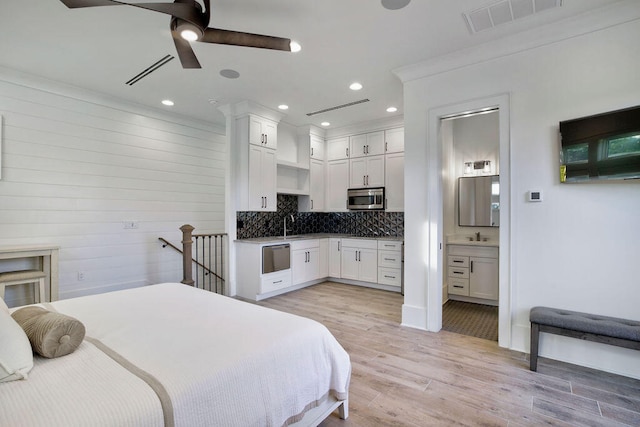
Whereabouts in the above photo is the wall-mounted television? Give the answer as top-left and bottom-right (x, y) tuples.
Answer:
(559, 105), (640, 182)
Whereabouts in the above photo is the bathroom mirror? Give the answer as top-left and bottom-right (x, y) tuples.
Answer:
(458, 175), (500, 227)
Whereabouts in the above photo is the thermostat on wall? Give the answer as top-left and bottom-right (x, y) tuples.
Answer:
(528, 190), (543, 202)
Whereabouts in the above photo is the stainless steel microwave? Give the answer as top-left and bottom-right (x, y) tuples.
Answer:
(347, 187), (385, 210)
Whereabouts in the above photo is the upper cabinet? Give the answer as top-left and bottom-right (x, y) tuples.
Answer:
(310, 135), (325, 160)
(350, 131), (385, 158)
(250, 115), (278, 150)
(385, 128), (404, 153)
(327, 137), (350, 161)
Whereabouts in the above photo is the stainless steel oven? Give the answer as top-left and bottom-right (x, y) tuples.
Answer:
(262, 244), (291, 274)
(347, 187), (385, 210)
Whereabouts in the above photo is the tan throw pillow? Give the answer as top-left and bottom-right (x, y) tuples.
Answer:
(0, 309), (33, 382)
(12, 306), (86, 359)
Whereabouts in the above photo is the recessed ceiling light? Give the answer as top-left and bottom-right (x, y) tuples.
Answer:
(161, 99), (174, 106)
(290, 41), (302, 53)
(386, 106), (398, 113)
(278, 104), (289, 110)
(220, 69), (240, 79)
(381, 0), (411, 10)
(349, 82), (363, 91)
(321, 122), (330, 127)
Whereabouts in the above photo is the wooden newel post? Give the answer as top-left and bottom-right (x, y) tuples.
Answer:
(180, 224), (195, 286)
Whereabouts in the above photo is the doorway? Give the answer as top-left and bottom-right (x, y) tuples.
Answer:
(427, 94), (511, 348)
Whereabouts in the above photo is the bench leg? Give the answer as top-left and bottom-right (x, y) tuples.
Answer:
(530, 322), (540, 371)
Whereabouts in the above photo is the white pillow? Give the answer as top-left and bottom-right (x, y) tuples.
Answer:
(0, 308), (34, 383)
(0, 296), (8, 314)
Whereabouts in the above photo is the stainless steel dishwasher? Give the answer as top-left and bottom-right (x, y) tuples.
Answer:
(262, 244), (291, 274)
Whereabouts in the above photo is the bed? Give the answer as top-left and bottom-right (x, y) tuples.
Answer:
(0, 283), (351, 426)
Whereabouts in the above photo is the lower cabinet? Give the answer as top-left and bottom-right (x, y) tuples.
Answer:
(328, 238), (341, 278)
(341, 239), (378, 283)
(377, 240), (402, 289)
(291, 240), (320, 285)
(447, 245), (498, 302)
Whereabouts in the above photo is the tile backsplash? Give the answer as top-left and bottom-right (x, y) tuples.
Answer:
(237, 195), (404, 239)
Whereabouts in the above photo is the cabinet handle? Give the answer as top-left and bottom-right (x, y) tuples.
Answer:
(363, 175), (366, 186)
(273, 280), (283, 284)
(453, 260), (464, 263)
(338, 241), (340, 251)
(346, 148), (349, 157)
(366, 175), (369, 186)
(453, 285), (464, 289)
(265, 134), (268, 145)
(261, 133), (264, 144)
(453, 271), (464, 275)
(471, 261), (474, 273)
(311, 199), (314, 210)
(363, 146), (366, 155)
(367, 144), (370, 154)
(384, 258), (396, 261)
(384, 275), (396, 279)
(311, 147), (313, 156)
(385, 142), (388, 152)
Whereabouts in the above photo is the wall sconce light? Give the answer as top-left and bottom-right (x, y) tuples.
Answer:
(482, 160), (492, 174)
(464, 162), (473, 175)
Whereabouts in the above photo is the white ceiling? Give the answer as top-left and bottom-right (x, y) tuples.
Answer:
(0, 0), (623, 129)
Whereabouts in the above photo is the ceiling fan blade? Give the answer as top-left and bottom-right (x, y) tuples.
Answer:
(171, 29), (202, 69)
(201, 28), (291, 51)
(59, 0), (121, 7)
(60, 0), (205, 26)
(202, 0), (211, 26)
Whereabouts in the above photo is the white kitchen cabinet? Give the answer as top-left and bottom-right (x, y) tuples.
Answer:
(318, 239), (329, 278)
(384, 128), (404, 153)
(328, 238), (341, 278)
(310, 135), (325, 160)
(447, 245), (498, 302)
(249, 115), (277, 150)
(236, 242), (292, 301)
(341, 239), (377, 283)
(377, 240), (402, 288)
(291, 240), (320, 285)
(350, 131), (385, 158)
(309, 159), (325, 211)
(248, 145), (277, 211)
(385, 152), (404, 211)
(350, 155), (384, 188)
(327, 137), (350, 161)
(327, 159), (350, 211)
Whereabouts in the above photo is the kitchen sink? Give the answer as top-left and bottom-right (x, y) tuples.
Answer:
(276, 235), (306, 239)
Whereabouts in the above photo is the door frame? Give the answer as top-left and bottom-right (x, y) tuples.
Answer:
(427, 93), (512, 348)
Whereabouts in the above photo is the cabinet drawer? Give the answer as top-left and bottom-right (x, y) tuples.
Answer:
(261, 270), (292, 293)
(378, 267), (402, 287)
(378, 250), (401, 268)
(341, 238), (377, 250)
(378, 240), (402, 251)
(448, 278), (469, 296)
(448, 267), (469, 279)
(447, 255), (469, 268)
(290, 239), (319, 251)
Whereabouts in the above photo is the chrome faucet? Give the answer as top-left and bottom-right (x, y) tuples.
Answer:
(284, 214), (295, 238)
(475, 232), (481, 241)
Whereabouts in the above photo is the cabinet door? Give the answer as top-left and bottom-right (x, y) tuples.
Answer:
(366, 131), (385, 156)
(249, 116), (277, 149)
(341, 247), (360, 280)
(349, 134), (368, 158)
(310, 136), (325, 160)
(327, 160), (349, 211)
(358, 248), (378, 283)
(249, 116), (265, 147)
(327, 137), (350, 160)
(349, 157), (367, 188)
(365, 155), (385, 187)
(318, 239), (329, 279)
(307, 248), (320, 282)
(329, 238), (341, 278)
(248, 145), (276, 211)
(291, 249), (308, 285)
(385, 152), (404, 211)
(309, 159), (325, 211)
(263, 120), (277, 150)
(469, 257), (498, 300)
(385, 128), (404, 153)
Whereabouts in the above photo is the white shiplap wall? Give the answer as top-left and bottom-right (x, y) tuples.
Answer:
(0, 72), (226, 305)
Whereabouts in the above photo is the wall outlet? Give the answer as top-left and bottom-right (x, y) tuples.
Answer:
(77, 271), (85, 281)
(123, 221), (139, 229)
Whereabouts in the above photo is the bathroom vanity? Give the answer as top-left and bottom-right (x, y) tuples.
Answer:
(446, 240), (498, 305)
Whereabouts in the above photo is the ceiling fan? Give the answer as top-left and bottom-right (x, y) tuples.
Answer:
(58, 0), (297, 69)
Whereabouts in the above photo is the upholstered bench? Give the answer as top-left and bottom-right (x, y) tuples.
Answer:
(529, 306), (640, 371)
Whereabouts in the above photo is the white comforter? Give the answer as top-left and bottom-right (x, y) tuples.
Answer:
(0, 283), (351, 427)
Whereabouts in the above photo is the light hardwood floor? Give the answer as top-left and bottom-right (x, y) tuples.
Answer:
(256, 282), (640, 427)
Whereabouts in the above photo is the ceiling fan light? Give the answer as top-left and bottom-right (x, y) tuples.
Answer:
(289, 41), (302, 53)
(181, 29), (199, 41)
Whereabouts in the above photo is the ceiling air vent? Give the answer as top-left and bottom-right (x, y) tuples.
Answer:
(306, 99), (370, 116)
(463, 0), (562, 34)
(126, 55), (175, 86)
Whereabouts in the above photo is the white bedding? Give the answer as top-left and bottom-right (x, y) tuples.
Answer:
(0, 283), (351, 427)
